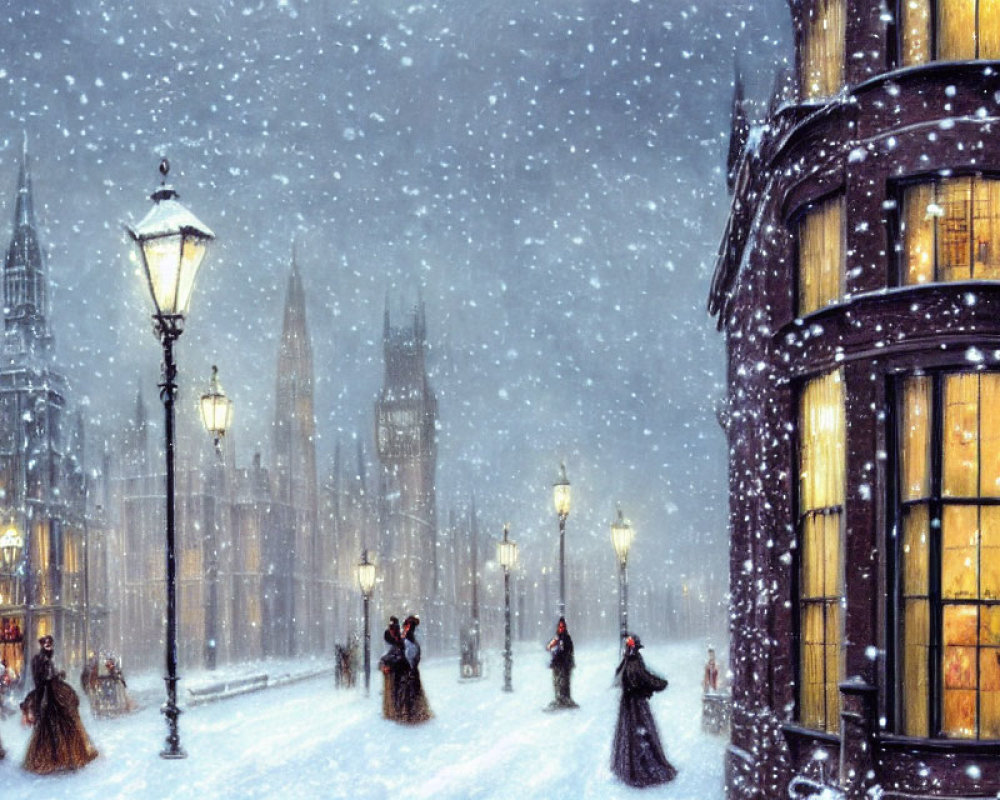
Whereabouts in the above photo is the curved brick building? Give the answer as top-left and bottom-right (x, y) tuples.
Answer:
(713, 1), (1000, 797)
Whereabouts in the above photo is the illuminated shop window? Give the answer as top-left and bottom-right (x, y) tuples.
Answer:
(897, 372), (1000, 739)
(799, 369), (846, 733)
(798, 195), (845, 316)
(901, 0), (1000, 65)
(901, 177), (1000, 284)
(801, 0), (845, 99)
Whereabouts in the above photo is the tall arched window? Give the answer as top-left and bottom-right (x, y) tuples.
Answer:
(897, 371), (1000, 739)
(798, 195), (845, 315)
(799, 369), (846, 732)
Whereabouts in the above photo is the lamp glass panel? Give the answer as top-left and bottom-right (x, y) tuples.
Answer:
(140, 233), (183, 315)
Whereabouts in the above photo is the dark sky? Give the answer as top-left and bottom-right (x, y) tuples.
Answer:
(0, 0), (790, 581)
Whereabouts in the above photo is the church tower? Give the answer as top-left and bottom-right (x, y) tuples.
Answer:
(375, 299), (438, 635)
(271, 251), (319, 651)
(0, 139), (88, 675)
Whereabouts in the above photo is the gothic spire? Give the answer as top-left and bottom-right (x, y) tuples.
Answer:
(4, 132), (52, 358)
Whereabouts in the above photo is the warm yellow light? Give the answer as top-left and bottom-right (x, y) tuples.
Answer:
(552, 462), (571, 517)
(357, 550), (376, 596)
(610, 506), (634, 565)
(498, 524), (518, 570)
(128, 166), (214, 320)
(200, 365), (234, 440)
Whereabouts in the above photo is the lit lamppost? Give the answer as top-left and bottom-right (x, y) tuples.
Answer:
(552, 463), (571, 618)
(357, 550), (376, 696)
(128, 158), (215, 760)
(199, 365), (233, 671)
(610, 505), (634, 647)
(200, 365), (234, 457)
(497, 524), (518, 693)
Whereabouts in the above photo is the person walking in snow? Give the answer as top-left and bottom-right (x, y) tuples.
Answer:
(397, 615), (432, 724)
(378, 616), (405, 720)
(546, 617), (578, 710)
(611, 634), (676, 788)
(20, 634), (98, 774)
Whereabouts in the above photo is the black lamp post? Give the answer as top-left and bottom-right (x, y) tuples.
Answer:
(357, 550), (376, 696)
(128, 159), (215, 760)
(610, 505), (634, 647)
(497, 524), (518, 693)
(552, 463), (571, 618)
(199, 365), (233, 671)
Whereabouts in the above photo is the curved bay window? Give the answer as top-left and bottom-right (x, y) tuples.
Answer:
(799, 369), (846, 732)
(901, 176), (1000, 284)
(798, 195), (845, 316)
(900, 0), (1000, 65)
(897, 372), (1000, 739)
(801, 0), (845, 100)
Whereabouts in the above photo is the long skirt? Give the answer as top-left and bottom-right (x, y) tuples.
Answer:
(611, 693), (676, 788)
(397, 668), (432, 724)
(22, 680), (98, 774)
(549, 666), (578, 709)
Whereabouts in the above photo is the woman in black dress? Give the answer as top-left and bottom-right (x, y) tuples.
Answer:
(611, 634), (677, 788)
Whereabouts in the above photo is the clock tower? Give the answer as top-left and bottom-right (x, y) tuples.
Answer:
(375, 299), (438, 627)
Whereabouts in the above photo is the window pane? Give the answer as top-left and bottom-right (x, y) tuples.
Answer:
(903, 504), (930, 598)
(980, 0), (1000, 59)
(802, 514), (825, 598)
(903, 599), (930, 736)
(980, 374), (1000, 496)
(901, 375), (932, 499)
(974, 178), (1000, 278)
(942, 505), (979, 600)
(823, 512), (843, 597)
(938, 178), (973, 281)
(945, 604), (980, 647)
(902, 183), (936, 285)
(824, 602), (842, 734)
(800, 370), (845, 511)
(982, 507), (1000, 600)
(801, 602), (827, 729)
(939, 0), (978, 60)
(943, 373), (980, 498)
(901, 0), (931, 65)
(798, 197), (843, 316)
(979, 648), (1000, 738)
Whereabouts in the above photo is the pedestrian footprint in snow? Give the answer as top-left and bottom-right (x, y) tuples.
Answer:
(611, 634), (676, 788)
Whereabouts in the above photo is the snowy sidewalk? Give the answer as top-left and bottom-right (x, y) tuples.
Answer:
(0, 639), (726, 800)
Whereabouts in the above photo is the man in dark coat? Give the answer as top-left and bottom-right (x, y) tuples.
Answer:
(546, 617), (578, 709)
(611, 634), (676, 788)
(378, 616), (405, 720)
(20, 635), (98, 774)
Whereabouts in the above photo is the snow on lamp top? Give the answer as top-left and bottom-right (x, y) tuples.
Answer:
(128, 159), (215, 321)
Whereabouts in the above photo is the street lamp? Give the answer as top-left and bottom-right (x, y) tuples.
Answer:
(200, 365), (234, 457)
(128, 158), (215, 760)
(552, 462), (571, 618)
(610, 505), (634, 646)
(497, 524), (518, 693)
(199, 365), (233, 672)
(357, 550), (376, 696)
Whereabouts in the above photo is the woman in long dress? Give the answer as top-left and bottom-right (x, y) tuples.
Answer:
(397, 615), (432, 724)
(20, 635), (98, 774)
(611, 634), (676, 788)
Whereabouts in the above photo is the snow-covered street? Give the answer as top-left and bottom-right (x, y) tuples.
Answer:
(0, 639), (726, 800)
